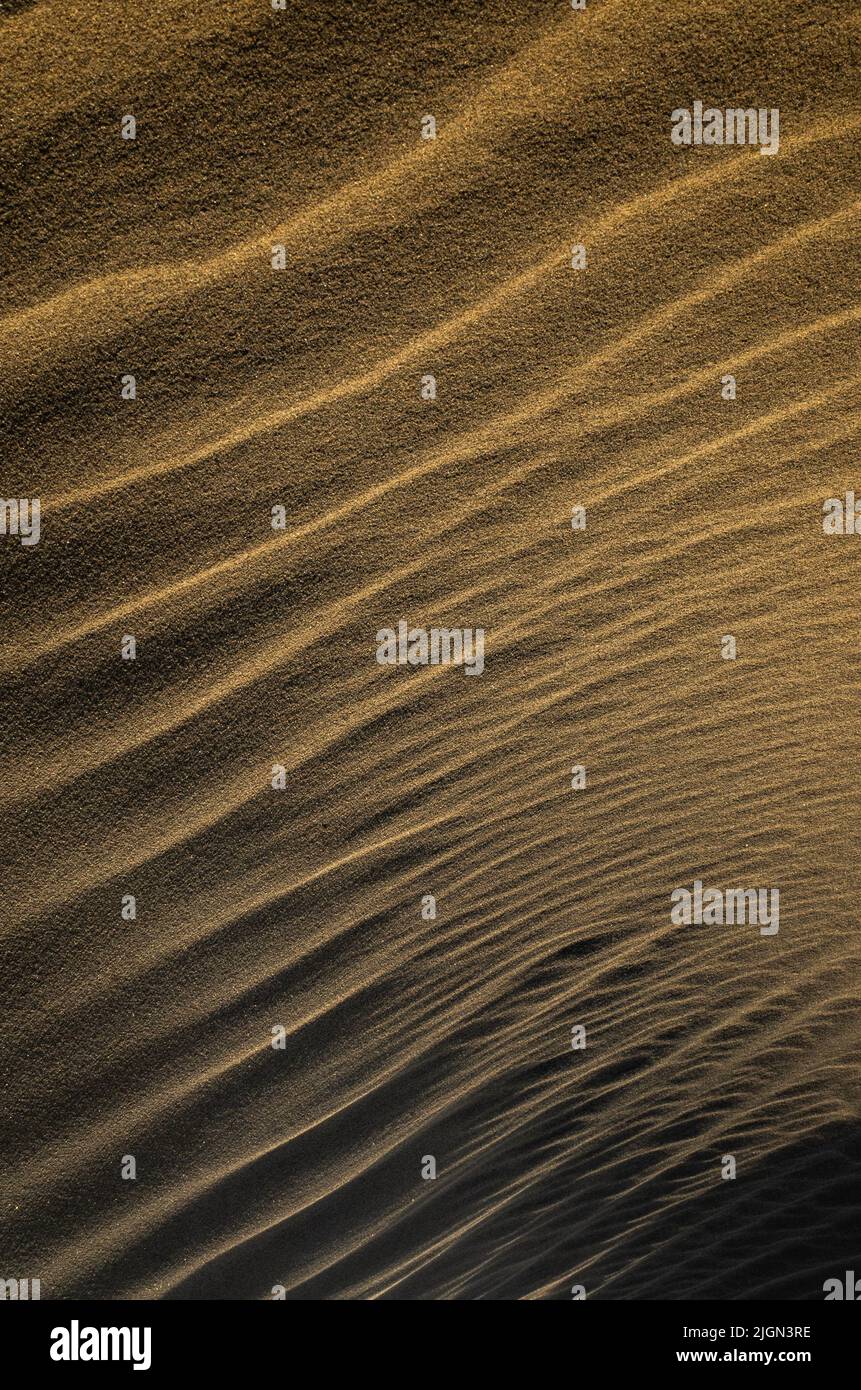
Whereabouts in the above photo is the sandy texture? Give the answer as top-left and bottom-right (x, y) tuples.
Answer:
(1, 0), (860, 1299)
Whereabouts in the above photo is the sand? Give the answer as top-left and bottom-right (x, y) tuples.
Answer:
(1, 0), (860, 1299)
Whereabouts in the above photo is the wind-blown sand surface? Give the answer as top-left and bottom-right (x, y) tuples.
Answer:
(1, 0), (860, 1299)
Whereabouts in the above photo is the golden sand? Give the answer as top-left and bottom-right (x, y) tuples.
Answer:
(1, 0), (859, 1298)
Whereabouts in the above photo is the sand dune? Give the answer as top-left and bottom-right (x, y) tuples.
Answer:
(1, 0), (860, 1299)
